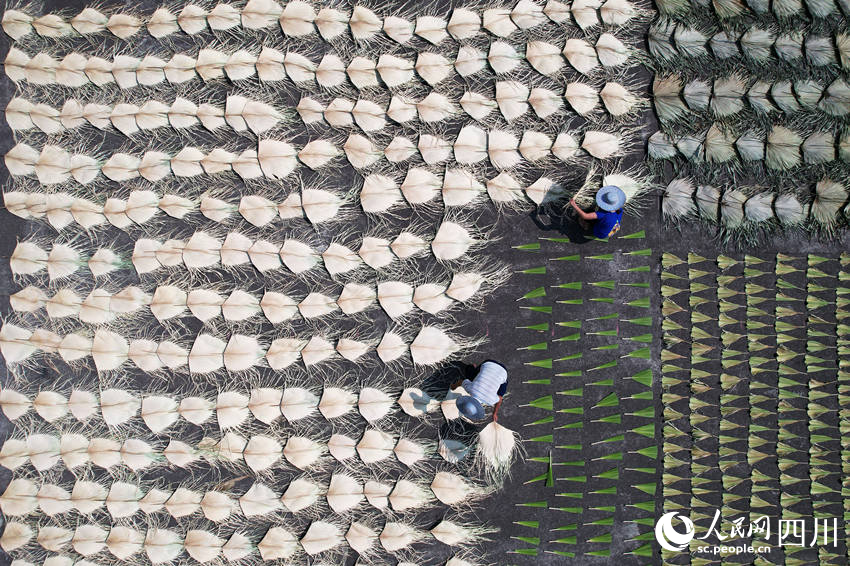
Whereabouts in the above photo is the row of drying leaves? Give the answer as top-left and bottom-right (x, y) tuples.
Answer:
(660, 251), (849, 564)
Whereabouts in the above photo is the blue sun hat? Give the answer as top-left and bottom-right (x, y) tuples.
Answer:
(596, 185), (626, 212)
(456, 395), (486, 421)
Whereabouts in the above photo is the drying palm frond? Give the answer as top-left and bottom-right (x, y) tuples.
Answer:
(741, 28), (775, 61)
(819, 78), (850, 116)
(774, 193), (805, 225)
(695, 185), (721, 221)
(793, 80), (823, 110)
(705, 123), (736, 163)
(771, 0), (803, 16)
(653, 75), (688, 121)
(714, 0), (748, 18)
(765, 125), (803, 170)
(648, 18), (678, 60)
(810, 179), (848, 226)
(771, 33), (802, 66)
(838, 32), (850, 70)
(710, 30), (741, 59)
(648, 131), (678, 159)
(711, 76), (746, 117)
(662, 252), (685, 268)
(743, 191), (774, 224)
(746, 80), (775, 114)
(801, 131), (836, 164)
(673, 23), (709, 58)
(735, 130), (765, 162)
(770, 81), (800, 114)
(656, 0), (693, 13)
(676, 131), (706, 161)
(806, 35), (837, 67)
(663, 178), (697, 218)
(683, 79), (711, 111)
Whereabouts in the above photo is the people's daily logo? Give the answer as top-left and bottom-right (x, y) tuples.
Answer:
(654, 511), (838, 555)
(655, 512), (695, 551)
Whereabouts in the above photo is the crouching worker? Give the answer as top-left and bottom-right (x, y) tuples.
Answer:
(569, 185), (626, 240)
(452, 360), (508, 423)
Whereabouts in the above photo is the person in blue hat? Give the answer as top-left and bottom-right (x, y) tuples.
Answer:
(569, 185), (626, 239)
(451, 360), (508, 423)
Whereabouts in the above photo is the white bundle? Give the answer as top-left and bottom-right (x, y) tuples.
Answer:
(258, 526), (298, 561)
(394, 437), (429, 467)
(487, 41), (523, 74)
(581, 131), (622, 159)
(530, 86), (566, 117)
(596, 33), (631, 66)
(0, 522), (296, 564)
(364, 479), (392, 509)
(377, 54), (415, 87)
(0, 432), (169, 472)
(301, 521), (343, 555)
(415, 15), (448, 44)
(415, 52), (452, 86)
(2, 11), (34, 40)
(600, 82), (638, 116)
(442, 168), (485, 206)
(431, 471), (488, 506)
(526, 40), (565, 75)
(384, 16), (414, 44)
(447, 8), (480, 39)
(482, 8), (516, 37)
(520, 132), (553, 163)
(455, 45), (486, 76)
(380, 522), (426, 552)
(389, 478), (433, 511)
(601, 0), (639, 25)
(488, 129), (522, 169)
(495, 81), (529, 121)
(326, 472), (363, 511)
(360, 174), (402, 213)
(475, 422), (520, 485)
(563, 38), (599, 74)
(454, 126), (488, 165)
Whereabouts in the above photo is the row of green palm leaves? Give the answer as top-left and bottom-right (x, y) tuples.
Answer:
(514, 240), (656, 561)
